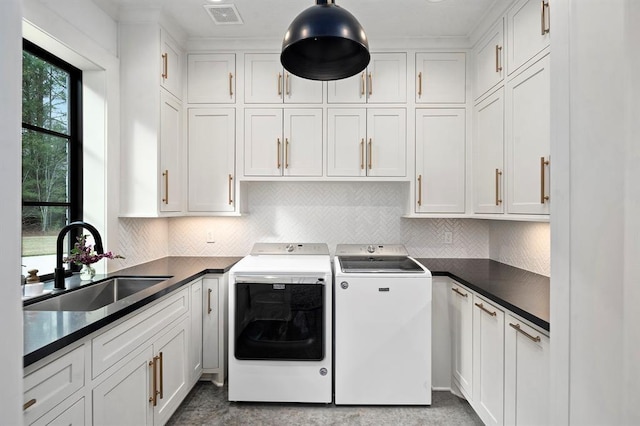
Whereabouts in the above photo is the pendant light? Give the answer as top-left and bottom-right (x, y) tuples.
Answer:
(281, 0), (370, 81)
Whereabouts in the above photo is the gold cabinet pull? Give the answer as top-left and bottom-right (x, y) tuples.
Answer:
(540, 156), (550, 203)
(495, 168), (503, 205)
(475, 302), (497, 316)
(277, 73), (282, 96)
(452, 287), (468, 298)
(417, 174), (423, 206)
(228, 174), (233, 205)
(541, 0), (550, 35)
(368, 72), (373, 96)
(510, 322), (542, 342)
(161, 53), (168, 79)
(360, 72), (366, 97)
(207, 288), (213, 314)
(285, 73), (291, 96)
(23, 398), (37, 411)
(277, 138), (281, 169)
(158, 352), (164, 399)
(229, 72), (234, 97)
(495, 45), (503, 72)
(368, 138), (372, 170)
(418, 72), (423, 97)
(149, 357), (158, 406)
(360, 138), (365, 170)
(162, 170), (169, 204)
(285, 138), (290, 168)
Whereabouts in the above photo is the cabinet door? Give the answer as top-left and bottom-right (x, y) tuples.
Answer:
(416, 52), (466, 103)
(475, 18), (504, 100)
(505, 315), (550, 426)
(244, 53), (283, 103)
(30, 396), (84, 426)
(188, 108), (235, 212)
(507, 0), (551, 75)
(153, 317), (190, 426)
(367, 53), (407, 103)
(450, 282), (473, 400)
(187, 54), (235, 103)
(160, 29), (182, 99)
(327, 71), (366, 104)
(506, 54), (550, 215)
(472, 296), (505, 426)
(327, 109), (367, 177)
(283, 71), (323, 104)
(159, 90), (183, 212)
(189, 279), (203, 385)
(202, 277), (220, 370)
(283, 109), (323, 176)
(93, 346), (154, 426)
(244, 109), (283, 176)
(415, 109), (466, 213)
(473, 88), (505, 214)
(366, 109), (406, 177)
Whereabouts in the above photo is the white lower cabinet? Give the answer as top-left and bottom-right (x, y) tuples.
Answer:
(31, 396), (85, 426)
(504, 315), (550, 425)
(450, 281), (474, 399)
(189, 279), (204, 384)
(202, 275), (227, 386)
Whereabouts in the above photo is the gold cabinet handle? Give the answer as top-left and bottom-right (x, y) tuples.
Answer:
(495, 45), (503, 72)
(228, 174), (233, 205)
(475, 302), (497, 317)
(161, 53), (168, 79)
(149, 357), (158, 406)
(277, 138), (281, 169)
(368, 72), (373, 96)
(285, 138), (290, 169)
(541, 157), (550, 203)
(277, 73), (282, 96)
(418, 72), (423, 97)
(510, 322), (542, 342)
(158, 352), (164, 399)
(368, 138), (372, 170)
(541, 0), (550, 35)
(286, 73), (291, 96)
(452, 287), (468, 298)
(162, 170), (169, 204)
(360, 72), (366, 97)
(417, 175), (423, 206)
(229, 72), (234, 97)
(207, 288), (213, 314)
(495, 169), (503, 205)
(23, 398), (37, 411)
(360, 138), (365, 170)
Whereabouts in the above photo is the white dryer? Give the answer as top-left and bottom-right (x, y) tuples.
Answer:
(334, 244), (432, 405)
(228, 243), (332, 403)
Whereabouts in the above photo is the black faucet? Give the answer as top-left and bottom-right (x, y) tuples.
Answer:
(54, 221), (104, 290)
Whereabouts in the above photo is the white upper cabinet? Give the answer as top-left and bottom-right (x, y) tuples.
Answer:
(415, 108), (466, 213)
(473, 88), (505, 214)
(507, 0), (551, 76)
(159, 91), (184, 213)
(506, 54), (550, 215)
(366, 109), (407, 176)
(244, 53), (322, 104)
(327, 109), (367, 177)
(187, 108), (236, 213)
(415, 53), (466, 104)
(160, 29), (183, 99)
(327, 53), (407, 104)
(187, 54), (235, 104)
(475, 18), (505, 101)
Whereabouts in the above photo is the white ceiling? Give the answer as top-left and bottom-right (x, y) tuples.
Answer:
(97, 0), (502, 42)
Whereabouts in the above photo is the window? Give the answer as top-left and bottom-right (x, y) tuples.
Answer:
(21, 40), (83, 278)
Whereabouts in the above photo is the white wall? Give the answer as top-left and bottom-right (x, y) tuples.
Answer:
(0, 0), (24, 423)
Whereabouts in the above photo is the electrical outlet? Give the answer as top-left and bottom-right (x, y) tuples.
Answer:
(206, 230), (215, 244)
(443, 231), (453, 244)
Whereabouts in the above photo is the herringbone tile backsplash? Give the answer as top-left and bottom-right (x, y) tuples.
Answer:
(118, 182), (549, 276)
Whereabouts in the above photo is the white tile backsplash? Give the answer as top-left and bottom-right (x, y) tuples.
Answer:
(118, 182), (550, 276)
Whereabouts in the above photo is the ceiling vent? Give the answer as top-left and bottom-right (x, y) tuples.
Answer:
(204, 4), (243, 25)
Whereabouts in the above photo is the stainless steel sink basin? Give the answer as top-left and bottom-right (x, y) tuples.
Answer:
(24, 276), (171, 311)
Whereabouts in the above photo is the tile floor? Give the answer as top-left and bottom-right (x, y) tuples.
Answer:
(167, 382), (483, 425)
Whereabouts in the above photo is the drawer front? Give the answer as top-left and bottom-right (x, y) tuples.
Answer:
(23, 345), (85, 425)
(92, 287), (189, 378)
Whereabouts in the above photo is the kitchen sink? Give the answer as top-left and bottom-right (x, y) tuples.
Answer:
(24, 276), (171, 311)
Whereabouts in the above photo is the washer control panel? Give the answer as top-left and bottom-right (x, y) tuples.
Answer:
(335, 244), (409, 257)
(251, 242), (330, 255)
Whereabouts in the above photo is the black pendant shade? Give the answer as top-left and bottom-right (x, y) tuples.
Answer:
(281, 0), (370, 81)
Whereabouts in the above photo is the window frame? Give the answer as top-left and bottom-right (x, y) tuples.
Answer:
(22, 39), (83, 278)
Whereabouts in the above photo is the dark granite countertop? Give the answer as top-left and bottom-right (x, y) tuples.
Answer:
(416, 258), (550, 332)
(23, 256), (241, 367)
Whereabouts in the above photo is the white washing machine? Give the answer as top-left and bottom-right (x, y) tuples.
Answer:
(334, 244), (432, 405)
(228, 243), (332, 403)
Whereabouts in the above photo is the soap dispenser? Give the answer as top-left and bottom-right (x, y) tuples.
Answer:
(24, 269), (44, 297)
